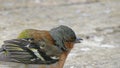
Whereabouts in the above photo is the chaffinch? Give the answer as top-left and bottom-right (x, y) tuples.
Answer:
(0, 25), (82, 68)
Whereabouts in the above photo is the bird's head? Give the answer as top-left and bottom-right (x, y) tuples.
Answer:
(50, 25), (83, 51)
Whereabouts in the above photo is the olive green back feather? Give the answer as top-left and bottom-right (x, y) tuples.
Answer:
(17, 29), (32, 39)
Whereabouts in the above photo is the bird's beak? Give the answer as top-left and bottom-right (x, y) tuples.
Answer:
(74, 38), (83, 43)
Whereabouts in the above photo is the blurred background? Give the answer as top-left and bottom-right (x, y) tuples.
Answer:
(0, 0), (120, 68)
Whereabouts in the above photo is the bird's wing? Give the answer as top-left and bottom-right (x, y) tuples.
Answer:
(0, 38), (58, 64)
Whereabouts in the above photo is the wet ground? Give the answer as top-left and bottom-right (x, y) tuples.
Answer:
(0, 0), (120, 68)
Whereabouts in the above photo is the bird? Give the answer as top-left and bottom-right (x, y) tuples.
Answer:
(0, 25), (82, 68)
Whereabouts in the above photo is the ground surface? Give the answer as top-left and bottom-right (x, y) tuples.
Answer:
(0, 0), (120, 68)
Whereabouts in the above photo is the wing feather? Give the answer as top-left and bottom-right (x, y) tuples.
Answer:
(0, 38), (58, 64)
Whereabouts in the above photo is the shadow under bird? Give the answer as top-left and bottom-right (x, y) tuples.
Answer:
(0, 25), (82, 68)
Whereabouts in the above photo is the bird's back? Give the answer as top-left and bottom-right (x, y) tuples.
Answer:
(18, 29), (55, 45)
